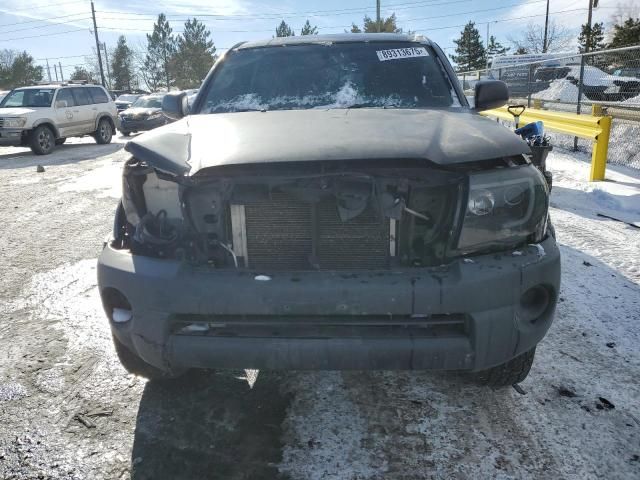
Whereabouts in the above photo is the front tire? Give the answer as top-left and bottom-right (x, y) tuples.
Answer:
(112, 334), (184, 380)
(94, 118), (113, 144)
(475, 348), (536, 387)
(29, 125), (55, 155)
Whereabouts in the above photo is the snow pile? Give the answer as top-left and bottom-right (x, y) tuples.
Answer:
(621, 93), (640, 105)
(548, 149), (640, 223)
(606, 121), (640, 169)
(533, 79), (580, 102)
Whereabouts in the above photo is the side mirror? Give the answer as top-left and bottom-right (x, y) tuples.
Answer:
(162, 92), (188, 120)
(474, 80), (509, 111)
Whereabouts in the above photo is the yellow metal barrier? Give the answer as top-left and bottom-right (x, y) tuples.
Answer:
(480, 105), (612, 181)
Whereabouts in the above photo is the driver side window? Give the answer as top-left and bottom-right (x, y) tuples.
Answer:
(55, 89), (75, 108)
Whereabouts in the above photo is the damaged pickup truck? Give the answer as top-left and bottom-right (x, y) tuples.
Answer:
(98, 34), (560, 386)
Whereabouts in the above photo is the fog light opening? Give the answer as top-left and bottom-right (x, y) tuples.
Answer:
(519, 285), (551, 324)
(102, 288), (133, 324)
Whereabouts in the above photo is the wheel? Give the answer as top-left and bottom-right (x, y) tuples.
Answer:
(29, 125), (55, 155)
(475, 347), (536, 387)
(94, 118), (113, 144)
(112, 334), (184, 380)
(119, 130), (130, 137)
(55, 137), (66, 146)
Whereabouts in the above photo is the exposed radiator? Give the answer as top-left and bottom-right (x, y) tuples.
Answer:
(239, 192), (390, 270)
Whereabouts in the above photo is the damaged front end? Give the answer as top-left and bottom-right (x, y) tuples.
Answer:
(113, 155), (549, 270)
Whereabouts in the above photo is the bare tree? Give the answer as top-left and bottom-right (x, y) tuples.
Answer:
(509, 21), (573, 53)
(608, 1), (640, 42)
(611, 1), (640, 26)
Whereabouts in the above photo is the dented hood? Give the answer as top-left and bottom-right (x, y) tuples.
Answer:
(124, 108), (529, 176)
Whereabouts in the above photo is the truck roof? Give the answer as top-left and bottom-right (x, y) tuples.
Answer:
(235, 33), (432, 50)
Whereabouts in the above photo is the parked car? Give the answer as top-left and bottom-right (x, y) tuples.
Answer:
(534, 65), (640, 101)
(0, 82), (117, 154)
(117, 94), (170, 136)
(98, 34), (560, 386)
(114, 93), (143, 112)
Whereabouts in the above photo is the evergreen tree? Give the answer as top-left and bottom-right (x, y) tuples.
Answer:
(578, 22), (605, 52)
(450, 22), (486, 71)
(144, 14), (177, 91)
(515, 46), (529, 55)
(0, 50), (42, 89)
(486, 36), (510, 58)
(110, 36), (134, 90)
(351, 13), (402, 33)
(70, 66), (94, 82)
(300, 20), (318, 35)
(276, 20), (295, 37)
(608, 17), (640, 48)
(174, 19), (216, 89)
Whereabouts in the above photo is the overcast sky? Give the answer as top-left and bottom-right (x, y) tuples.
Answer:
(0, 0), (633, 80)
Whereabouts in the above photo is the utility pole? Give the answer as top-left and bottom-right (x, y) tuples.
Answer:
(575, 0), (598, 150)
(376, 0), (381, 32)
(58, 62), (64, 81)
(45, 59), (52, 82)
(542, 0), (550, 53)
(102, 42), (111, 88)
(91, 0), (106, 87)
(486, 22), (490, 70)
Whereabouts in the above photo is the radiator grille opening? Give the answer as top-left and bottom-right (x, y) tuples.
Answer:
(241, 192), (390, 270)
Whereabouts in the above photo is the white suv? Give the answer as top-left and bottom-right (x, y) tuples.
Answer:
(0, 83), (118, 155)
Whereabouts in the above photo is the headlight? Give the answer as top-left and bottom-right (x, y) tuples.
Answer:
(3, 117), (27, 128)
(458, 165), (548, 253)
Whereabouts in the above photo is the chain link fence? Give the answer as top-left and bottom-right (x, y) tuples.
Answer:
(457, 45), (640, 170)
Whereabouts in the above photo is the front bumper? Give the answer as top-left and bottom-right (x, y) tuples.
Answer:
(0, 128), (25, 146)
(97, 237), (561, 372)
(118, 116), (167, 132)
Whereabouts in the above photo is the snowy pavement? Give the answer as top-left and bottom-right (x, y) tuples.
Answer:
(0, 141), (639, 479)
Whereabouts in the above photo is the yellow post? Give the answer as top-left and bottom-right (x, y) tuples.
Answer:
(590, 114), (611, 182)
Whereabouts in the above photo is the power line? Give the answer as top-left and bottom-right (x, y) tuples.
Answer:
(0, 17), (91, 35)
(93, 0), (474, 20)
(0, 4), (615, 44)
(35, 53), (93, 61)
(0, 12), (88, 28)
(94, 4), (589, 36)
(0, 28), (88, 42)
(1, 0), (87, 14)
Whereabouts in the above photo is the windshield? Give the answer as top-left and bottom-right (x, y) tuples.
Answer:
(117, 94), (139, 103)
(0, 88), (55, 108)
(200, 42), (460, 113)
(132, 96), (163, 108)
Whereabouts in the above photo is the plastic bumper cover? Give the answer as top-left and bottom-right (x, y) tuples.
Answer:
(97, 237), (561, 371)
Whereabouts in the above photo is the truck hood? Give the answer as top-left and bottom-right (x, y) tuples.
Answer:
(0, 107), (38, 116)
(124, 108), (530, 176)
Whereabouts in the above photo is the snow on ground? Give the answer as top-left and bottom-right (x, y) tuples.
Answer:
(550, 149), (640, 223)
(1, 139), (639, 479)
(278, 148), (640, 479)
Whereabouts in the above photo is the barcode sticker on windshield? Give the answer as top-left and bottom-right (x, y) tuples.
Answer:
(376, 47), (429, 61)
